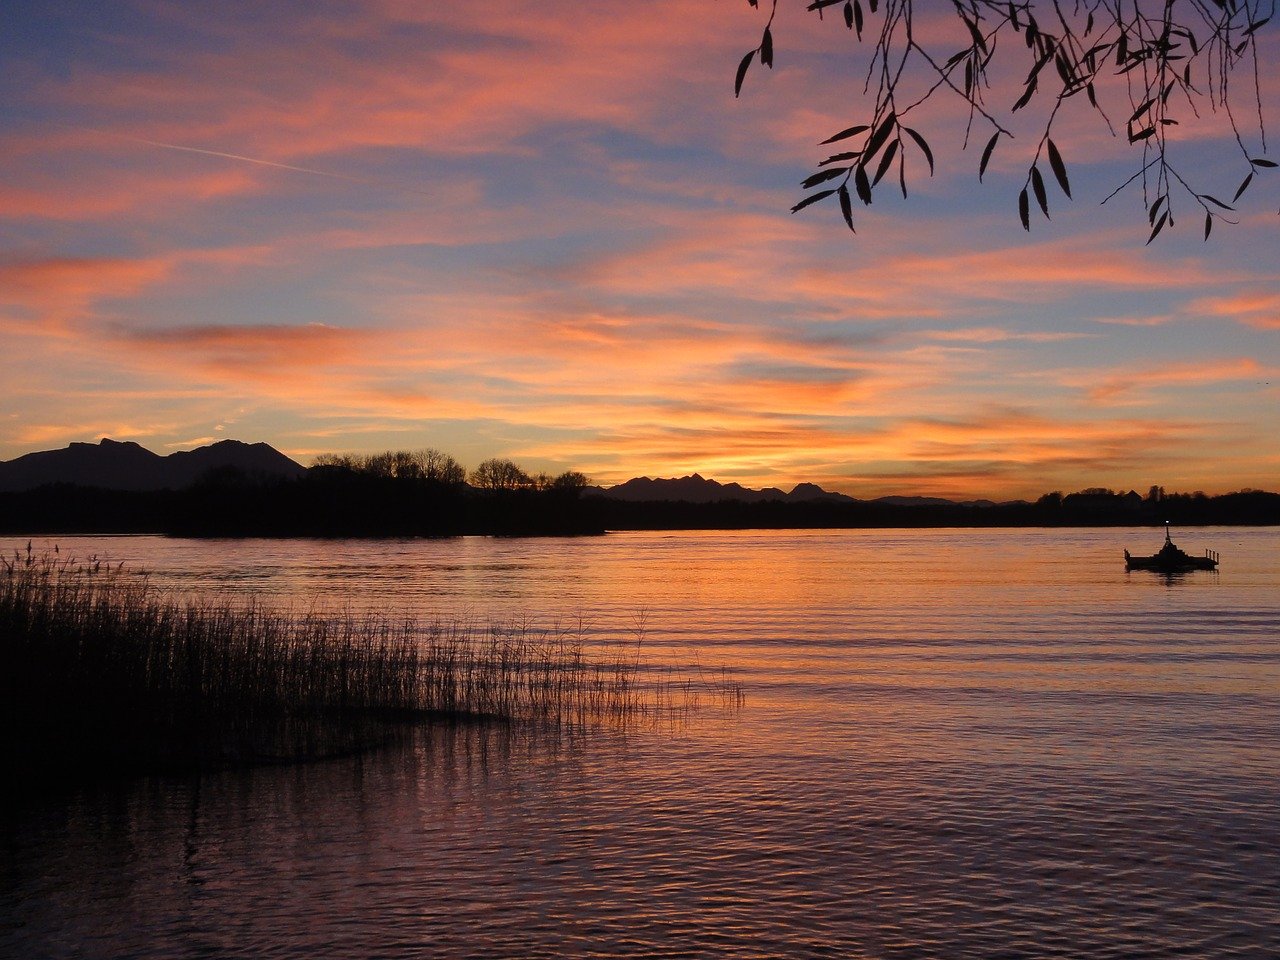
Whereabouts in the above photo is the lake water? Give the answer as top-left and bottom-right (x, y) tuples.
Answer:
(3, 527), (1279, 958)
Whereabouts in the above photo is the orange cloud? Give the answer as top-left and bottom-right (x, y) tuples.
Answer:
(111, 322), (372, 387)
(510, 403), (1243, 500)
(1079, 358), (1270, 403)
(0, 256), (173, 332)
(1190, 291), (1280, 329)
(921, 326), (1095, 343)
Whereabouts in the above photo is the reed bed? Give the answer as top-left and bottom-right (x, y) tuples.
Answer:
(1, 548), (742, 773)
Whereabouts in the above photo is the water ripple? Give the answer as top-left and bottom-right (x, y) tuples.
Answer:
(3, 528), (1279, 957)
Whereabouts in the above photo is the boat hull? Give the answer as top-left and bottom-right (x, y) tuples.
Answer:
(1125, 555), (1218, 572)
(1124, 531), (1219, 572)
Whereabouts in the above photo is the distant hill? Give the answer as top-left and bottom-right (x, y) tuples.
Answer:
(588, 474), (859, 505)
(587, 475), (1027, 507)
(0, 438), (306, 492)
(872, 495), (1003, 509)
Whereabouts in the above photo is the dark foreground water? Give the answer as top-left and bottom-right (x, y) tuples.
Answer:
(3, 528), (1279, 958)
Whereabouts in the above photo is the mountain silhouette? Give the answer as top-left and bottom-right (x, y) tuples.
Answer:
(589, 474), (858, 504)
(0, 438), (306, 492)
(872, 495), (1000, 509)
(588, 476), (1011, 507)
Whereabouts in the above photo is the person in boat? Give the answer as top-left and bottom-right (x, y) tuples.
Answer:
(1156, 525), (1184, 560)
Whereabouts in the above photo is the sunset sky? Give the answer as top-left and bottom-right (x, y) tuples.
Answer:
(2, 1), (1277, 499)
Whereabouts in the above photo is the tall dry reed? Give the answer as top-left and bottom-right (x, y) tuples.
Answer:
(1, 547), (741, 773)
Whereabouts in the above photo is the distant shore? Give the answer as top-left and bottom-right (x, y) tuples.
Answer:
(1, 476), (1276, 537)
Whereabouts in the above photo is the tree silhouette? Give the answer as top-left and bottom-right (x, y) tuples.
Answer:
(734, 0), (1275, 240)
(313, 448), (466, 485)
(548, 470), (592, 493)
(470, 458), (533, 492)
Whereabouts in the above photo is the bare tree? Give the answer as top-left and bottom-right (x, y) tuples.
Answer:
(734, 0), (1275, 240)
(550, 470), (591, 493)
(470, 458), (533, 492)
(315, 450), (581, 495)
(421, 449), (467, 486)
(312, 448), (468, 485)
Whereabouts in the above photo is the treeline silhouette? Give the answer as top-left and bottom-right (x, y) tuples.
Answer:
(591, 486), (1280, 530)
(1, 452), (1276, 536)
(0, 450), (599, 537)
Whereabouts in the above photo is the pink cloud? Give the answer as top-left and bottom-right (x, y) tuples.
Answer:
(1190, 291), (1280, 330)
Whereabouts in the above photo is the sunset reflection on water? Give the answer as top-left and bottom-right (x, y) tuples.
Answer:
(4, 528), (1278, 957)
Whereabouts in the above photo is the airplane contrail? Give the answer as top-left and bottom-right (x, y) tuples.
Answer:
(40, 118), (434, 198)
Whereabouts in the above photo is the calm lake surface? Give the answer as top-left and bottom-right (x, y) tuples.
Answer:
(4, 527), (1279, 958)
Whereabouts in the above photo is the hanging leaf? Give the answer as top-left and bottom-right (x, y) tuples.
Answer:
(1046, 140), (1071, 198)
(854, 165), (872, 204)
(819, 124), (870, 145)
(791, 188), (837, 213)
(1018, 188), (1030, 230)
(1146, 210), (1169, 244)
(761, 28), (773, 68)
(863, 111), (897, 162)
(1024, 47), (1054, 86)
(1251, 158), (1278, 168)
(734, 50), (754, 98)
(903, 127), (933, 175)
(802, 167), (848, 189)
(979, 131), (1000, 181)
(1012, 78), (1037, 112)
(1129, 98), (1155, 123)
(963, 17), (986, 52)
(1243, 15), (1271, 36)
(854, 0), (864, 37)
(839, 185), (855, 231)
(1204, 212), (1213, 240)
(1148, 195), (1166, 225)
(1234, 172), (1254, 202)
(844, 0), (853, 30)
(872, 139), (899, 186)
(1030, 166), (1049, 218)
(1199, 194), (1235, 211)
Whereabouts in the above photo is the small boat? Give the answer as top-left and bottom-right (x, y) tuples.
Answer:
(1125, 524), (1219, 572)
